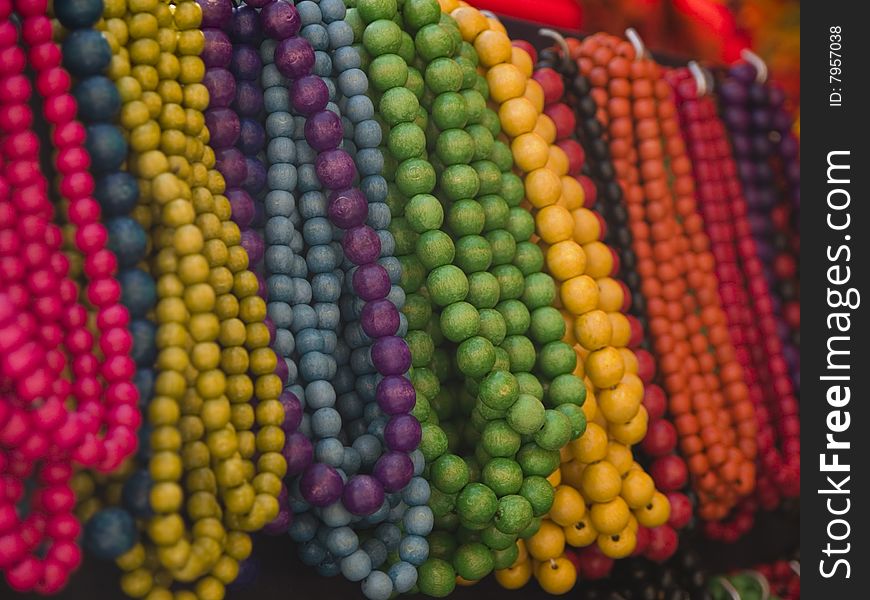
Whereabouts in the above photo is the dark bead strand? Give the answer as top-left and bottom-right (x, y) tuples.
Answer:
(766, 90), (800, 372)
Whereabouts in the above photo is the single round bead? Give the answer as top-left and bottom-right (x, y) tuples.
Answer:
(371, 336), (411, 375)
(343, 474), (386, 516)
(299, 463), (344, 507)
(362, 570), (393, 600)
(82, 508), (136, 560)
(328, 188), (368, 229)
(373, 451), (413, 493)
(275, 36), (315, 79)
(315, 149), (357, 190)
(62, 29), (111, 77)
(291, 75), (329, 116)
(305, 110), (344, 151)
(384, 414), (422, 453)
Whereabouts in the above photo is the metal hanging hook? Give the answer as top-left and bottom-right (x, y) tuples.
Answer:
(538, 28), (572, 71)
(688, 60), (707, 96)
(740, 48), (768, 83)
(479, 9), (499, 20)
(745, 570), (771, 600)
(625, 27), (647, 61)
(716, 577), (743, 600)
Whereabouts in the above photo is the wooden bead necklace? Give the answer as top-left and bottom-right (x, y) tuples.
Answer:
(0, 0), (144, 591)
(717, 62), (800, 392)
(85, 1), (288, 597)
(0, 0), (803, 597)
(248, 1), (427, 595)
(668, 66), (799, 541)
(344, 0), (587, 594)
(573, 32), (756, 524)
(538, 42), (694, 541)
(516, 45), (677, 587)
(51, 0), (165, 579)
(202, 0), (308, 535)
(373, 0), (564, 592)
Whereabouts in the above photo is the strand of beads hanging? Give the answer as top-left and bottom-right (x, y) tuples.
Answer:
(420, 5), (673, 594)
(717, 63), (800, 392)
(431, 1), (591, 594)
(297, 0), (433, 597)
(83, 0), (198, 576)
(536, 45), (647, 340)
(0, 0), (143, 592)
(572, 33), (757, 526)
(667, 67), (798, 542)
(536, 38), (693, 540)
(365, 0), (519, 592)
(491, 38), (676, 592)
(208, 0), (427, 596)
(198, 0), (304, 539)
(198, 2), (365, 595)
(249, 0), (422, 531)
(51, 0), (160, 573)
(87, 0), (287, 597)
(352, 0), (588, 595)
(535, 41), (694, 548)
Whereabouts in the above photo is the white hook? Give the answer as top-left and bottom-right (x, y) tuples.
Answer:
(789, 560), (800, 577)
(479, 9), (499, 20)
(740, 48), (768, 83)
(538, 28), (572, 71)
(744, 570), (771, 600)
(716, 577), (743, 600)
(688, 61), (707, 96)
(625, 27), (646, 61)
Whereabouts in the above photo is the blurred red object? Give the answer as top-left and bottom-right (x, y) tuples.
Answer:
(467, 0), (583, 30)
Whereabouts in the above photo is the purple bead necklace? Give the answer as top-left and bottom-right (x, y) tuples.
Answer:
(200, 0), (306, 537)
(718, 62), (800, 390)
(253, 0), (420, 516)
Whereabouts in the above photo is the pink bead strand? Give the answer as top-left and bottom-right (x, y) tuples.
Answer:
(0, 0), (140, 591)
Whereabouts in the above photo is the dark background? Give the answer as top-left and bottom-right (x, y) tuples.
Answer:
(3, 507), (798, 600)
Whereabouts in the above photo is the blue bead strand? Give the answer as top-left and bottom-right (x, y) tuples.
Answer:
(57, 0), (153, 558)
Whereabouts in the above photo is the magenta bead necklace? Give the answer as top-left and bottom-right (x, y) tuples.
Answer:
(0, 0), (139, 592)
